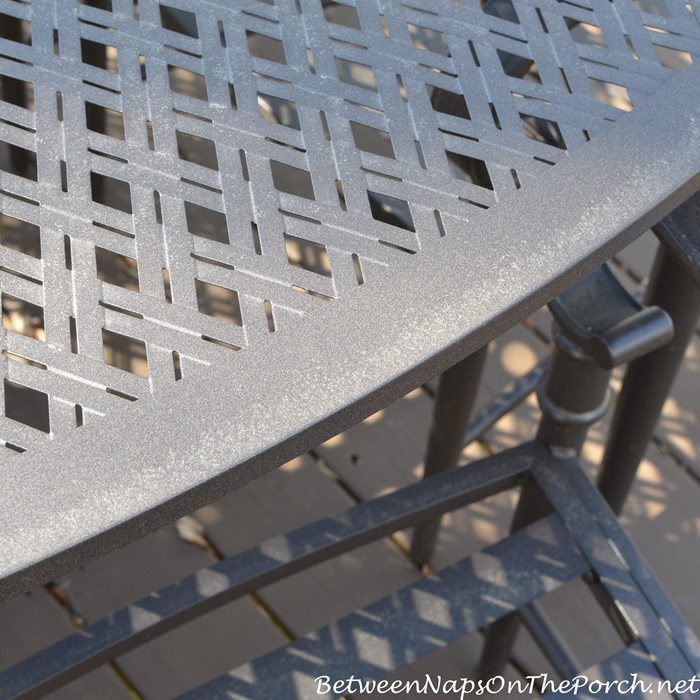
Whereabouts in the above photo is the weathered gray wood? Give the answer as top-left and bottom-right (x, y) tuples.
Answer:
(315, 322), (544, 495)
(56, 526), (285, 699)
(481, 323), (548, 453)
(424, 322), (541, 405)
(314, 382), (518, 572)
(56, 526), (214, 618)
(620, 441), (700, 635)
(652, 334), (700, 481)
(0, 589), (131, 699)
(516, 578), (626, 674)
(195, 455), (419, 636)
(357, 633), (531, 699)
(117, 597), (285, 700)
(316, 389), (434, 498)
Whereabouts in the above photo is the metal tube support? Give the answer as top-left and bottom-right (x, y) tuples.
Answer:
(477, 328), (610, 680)
(410, 344), (489, 567)
(477, 262), (674, 680)
(598, 245), (700, 514)
(535, 332), (612, 456)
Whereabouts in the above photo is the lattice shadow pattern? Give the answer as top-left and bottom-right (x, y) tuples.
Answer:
(0, 0), (697, 453)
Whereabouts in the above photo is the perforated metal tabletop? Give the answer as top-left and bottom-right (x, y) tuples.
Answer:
(0, 0), (699, 597)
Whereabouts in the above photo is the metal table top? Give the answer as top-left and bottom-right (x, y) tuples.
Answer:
(0, 0), (699, 598)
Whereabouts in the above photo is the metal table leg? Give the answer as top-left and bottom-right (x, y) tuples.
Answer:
(598, 210), (700, 513)
(410, 344), (489, 567)
(478, 329), (611, 681)
(477, 264), (673, 680)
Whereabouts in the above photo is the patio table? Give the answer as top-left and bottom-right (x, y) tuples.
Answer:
(0, 0), (699, 610)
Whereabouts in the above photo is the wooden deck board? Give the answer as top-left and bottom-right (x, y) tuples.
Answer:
(194, 455), (420, 636)
(0, 589), (131, 700)
(315, 371), (520, 572)
(655, 334), (700, 480)
(115, 597), (285, 700)
(620, 441), (700, 634)
(317, 388), (433, 498)
(315, 322), (544, 500)
(357, 634), (531, 699)
(52, 526), (286, 699)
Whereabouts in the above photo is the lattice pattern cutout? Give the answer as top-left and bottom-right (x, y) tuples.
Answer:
(0, 0), (697, 454)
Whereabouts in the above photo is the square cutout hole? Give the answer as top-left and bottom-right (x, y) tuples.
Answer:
(569, 22), (608, 49)
(257, 93), (300, 130)
(168, 65), (209, 101)
(520, 113), (566, 150)
(0, 14), (32, 45)
(635, 0), (670, 15)
(185, 201), (229, 243)
(483, 0), (520, 24)
(85, 102), (125, 139)
(323, 1), (361, 29)
(498, 49), (541, 83)
(408, 24), (450, 56)
(160, 4), (198, 38)
(95, 246), (140, 291)
(285, 234), (332, 277)
(0, 142), (37, 181)
(2, 293), (45, 340)
(351, 122), (395, 158)
(4, 380), (50, 433)
(588, 78), (633, 112)
(446, 151), (494, 190)
(176, 131), (219, 170)
(102, 328), (148, 377)
(80, 0), (113, 9)
(246, 31), (287, 64)
(0, 74), (34, 110)
(368, 191), (415, 232)
(195, 280), (242, 325)
(654, 45), (692, 71)
(81, 38), (119, 72)
(336, 58), (377, 91)
(0, 214), (41, 258)
(270, 161), (315, 199)
(428, 86), (470, 119)
(91, 172), (133, 214)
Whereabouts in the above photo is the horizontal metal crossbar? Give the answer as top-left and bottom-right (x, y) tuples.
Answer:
(533, 456), (700, 674)
(177, 515), (585, 700)
(531, 457), (700, 685)
(463, 358), (547, 446)
(0, 443), (535, 699)
(4, 441), (698, 699)
(0, 363), (548, 698)
(174, 452), (700, 700)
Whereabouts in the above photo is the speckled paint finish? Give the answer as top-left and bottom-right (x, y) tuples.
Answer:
(0, 0), (700, 596)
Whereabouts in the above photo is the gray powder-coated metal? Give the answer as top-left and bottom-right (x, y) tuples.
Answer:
(1, 0), (700, 596)
(5, 441), (697, 697)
